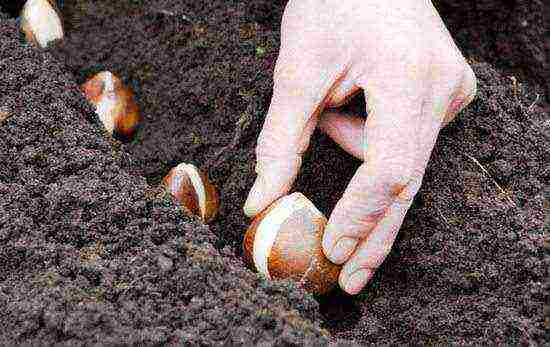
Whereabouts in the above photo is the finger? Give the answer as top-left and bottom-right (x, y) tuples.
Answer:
(322, 75), (435, 265)
(318, 111), (366, 160)
(243, 50), (345, 217)
(442, 64), (477, 125)
(338, 195), (412, 294)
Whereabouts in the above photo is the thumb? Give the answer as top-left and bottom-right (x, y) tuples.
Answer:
(243, 55), (343, 217)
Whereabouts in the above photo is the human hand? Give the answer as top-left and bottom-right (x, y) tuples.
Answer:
(243, 0), (477, 294)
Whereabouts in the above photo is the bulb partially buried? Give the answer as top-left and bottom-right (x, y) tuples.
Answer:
(81, 71), (141, 141)
(243, 192), (341, 295)
(20, 0), (64, 48)
(162, 163), (219, 224)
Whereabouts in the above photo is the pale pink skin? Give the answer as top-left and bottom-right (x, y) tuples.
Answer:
(243, 0), (477, 295)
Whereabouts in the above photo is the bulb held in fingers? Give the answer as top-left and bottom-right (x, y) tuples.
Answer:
(81, 71), (141, 141)
(243, 192), (341, 295)
(162, 163), (219, 223)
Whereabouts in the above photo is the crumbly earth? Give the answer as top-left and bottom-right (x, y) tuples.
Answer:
(0, 0), (548, 345)
(0, 6), (328, 346)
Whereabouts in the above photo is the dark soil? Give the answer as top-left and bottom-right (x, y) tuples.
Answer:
(0, 0), (547, 345)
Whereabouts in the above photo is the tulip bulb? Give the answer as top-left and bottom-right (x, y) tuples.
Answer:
(20, 0), (63, 48)
(243, 192), (341, 295)
(81, 71), (141, 141)
(163, 163), (219, 223)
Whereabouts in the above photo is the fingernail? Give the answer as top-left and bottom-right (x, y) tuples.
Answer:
(342, 268), (372, 295)
(243, 176), (264, 217)
(328, 237), (357, 264)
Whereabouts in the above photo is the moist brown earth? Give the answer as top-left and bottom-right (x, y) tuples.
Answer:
(0, 0), (548, 345)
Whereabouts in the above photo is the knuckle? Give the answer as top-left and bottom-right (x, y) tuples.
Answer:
(333, 197), (385, 238)
(373, 171), (423, 206)
(391, 176), (422, 206)
(384, 184), (414, 210)
(346, 165), (424, 208)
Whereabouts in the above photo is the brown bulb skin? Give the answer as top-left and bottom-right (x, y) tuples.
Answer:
(80, 71), (141, 142)
(162, 163), (219, 224)
(243, 192), (341, 295)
